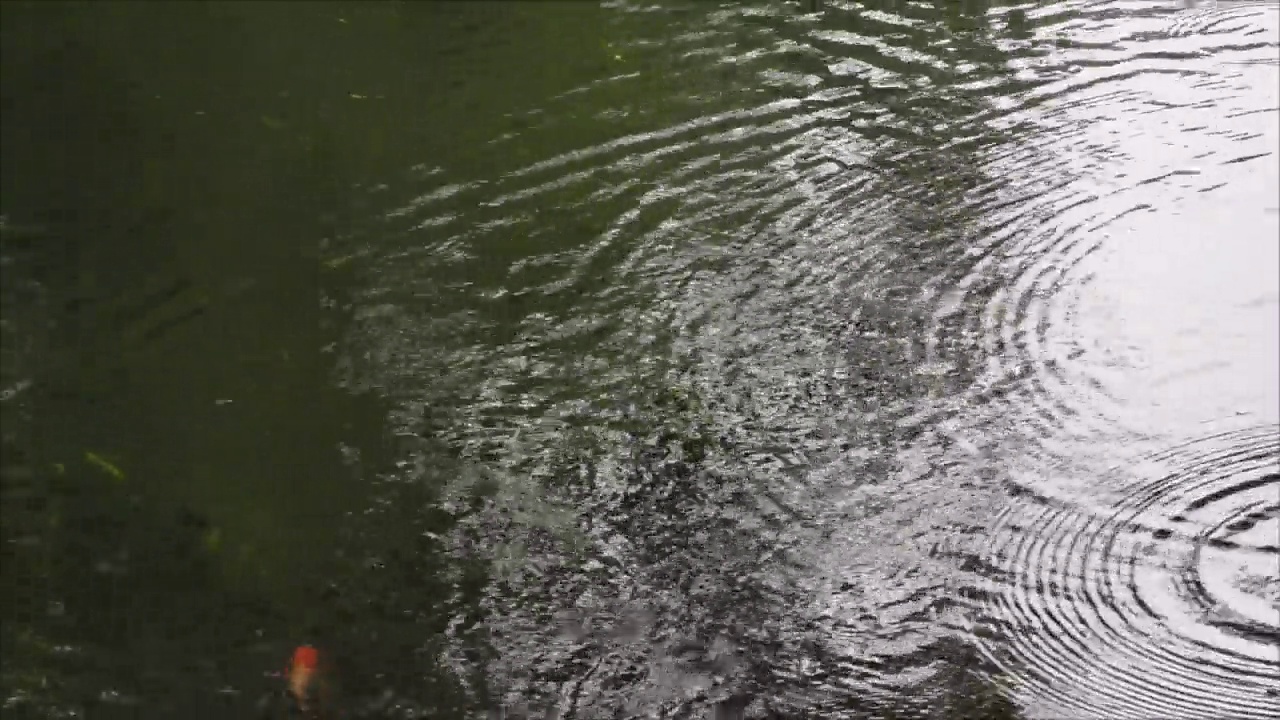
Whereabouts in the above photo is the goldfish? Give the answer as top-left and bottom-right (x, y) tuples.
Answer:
(288, 645), (321, 712)
(259, 644), (336, 719)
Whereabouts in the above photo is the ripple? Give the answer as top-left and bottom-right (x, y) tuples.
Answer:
(976, 425), (1280, 719)
(1166, 1), (1280, 40)
(910, 0), (1280, 461)
(324, 0), (1280, 716)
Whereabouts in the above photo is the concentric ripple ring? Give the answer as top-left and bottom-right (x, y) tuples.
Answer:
(976, 425), (1280, 720)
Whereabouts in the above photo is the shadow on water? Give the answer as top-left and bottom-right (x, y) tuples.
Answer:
(0, 1), (399, 715)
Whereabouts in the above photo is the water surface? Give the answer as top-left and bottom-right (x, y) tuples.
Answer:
(2, 1), (1277, 718)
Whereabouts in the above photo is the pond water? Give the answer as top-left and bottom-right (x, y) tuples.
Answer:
(2, 1), (1277, 718)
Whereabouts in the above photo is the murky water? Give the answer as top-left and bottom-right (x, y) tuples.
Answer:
(2, 1), (1277, 718)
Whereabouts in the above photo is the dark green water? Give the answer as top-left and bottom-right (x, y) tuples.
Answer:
(3, 1), (1277, 718)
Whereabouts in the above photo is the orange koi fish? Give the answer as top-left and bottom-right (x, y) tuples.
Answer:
(284, 644), (335, 719)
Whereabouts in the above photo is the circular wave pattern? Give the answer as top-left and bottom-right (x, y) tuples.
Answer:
(325, 0), (1280, 716)
(902, 0), (1280, 459)
(977, 425), (1280, 719)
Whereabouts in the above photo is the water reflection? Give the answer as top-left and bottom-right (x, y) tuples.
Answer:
(978, 427), (1279, 719)
(943, 1), (1280, 717)
(3, 0), (1277, 718)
